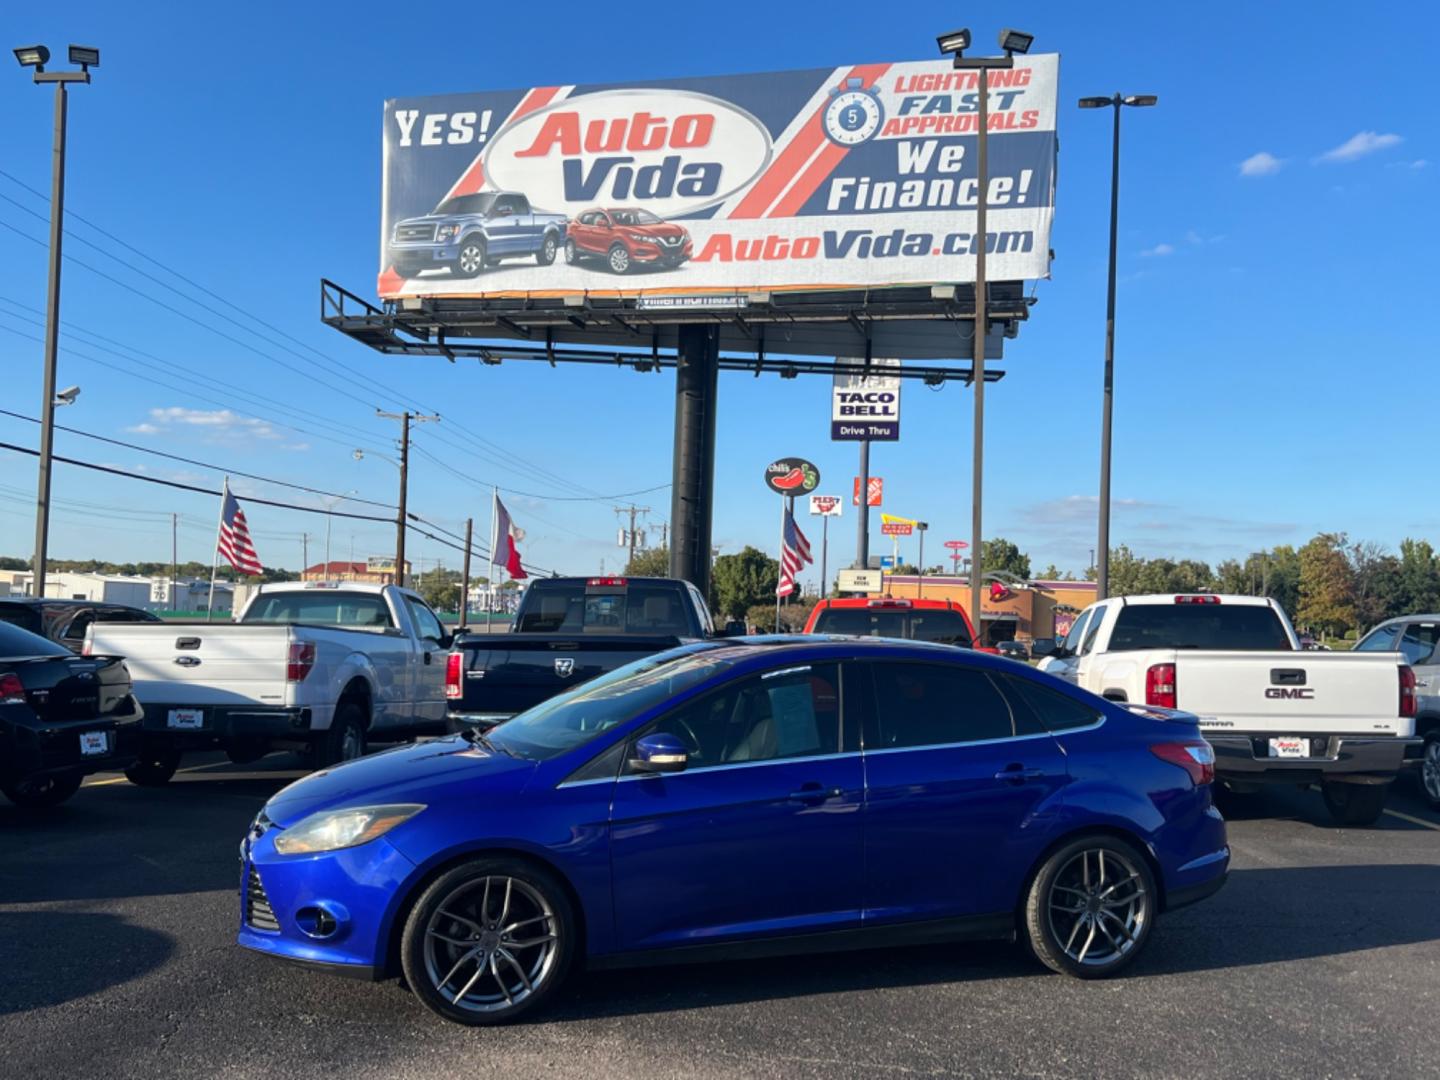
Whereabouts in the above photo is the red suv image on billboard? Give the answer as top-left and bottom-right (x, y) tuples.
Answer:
(565, 208), (693, 274)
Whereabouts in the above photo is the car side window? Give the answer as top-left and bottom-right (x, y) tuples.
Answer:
(62, 611), (93, 641)
(1398, 623), (1440, 666)
(869, 663), (1014, 749)
(1355, 623), (1400, 651)
(1079, 606), (1105, 656)
(404, 597), (447, 644)
(1061, 609), (1092, 654)
(999, 674), (1104, 734)
(629, 663), (841, 772)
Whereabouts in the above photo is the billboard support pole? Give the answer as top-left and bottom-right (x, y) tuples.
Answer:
(820, 513), (828, 600)
(856, 440), (870, 568)
(970, 64), (992, 649)
(668, 325), (719, 597)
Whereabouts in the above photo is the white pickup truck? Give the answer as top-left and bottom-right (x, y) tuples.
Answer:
(1037, 593), (1424, 826)
(84, 582), (453, 785)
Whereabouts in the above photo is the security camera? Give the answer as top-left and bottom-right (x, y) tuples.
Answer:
(54, 385), (80, 405)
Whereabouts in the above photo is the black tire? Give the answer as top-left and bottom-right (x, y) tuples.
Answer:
(310, 702), (367, 770)
(453, 235), (487, 278)
(1420, 735), (1440, 810)
(607, 243), (631, 274)
(225, 739), (269, 766)
(400, 856), (576, 1026)
(2, 771), (83, 808)
(125, 746), (181, 787)
(1321, 780), (1388, 826)
(1023, 834), (1156, 979)
(564, 237), (579, 264)
(535, 232), (558, 266)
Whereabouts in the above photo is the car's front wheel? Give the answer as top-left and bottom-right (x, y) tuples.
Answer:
(607, 243), (631, 274)
(401, 856), (575, 1025)
(453, 236), (487, 278)
(2, 771), (83, 808)
(1420, 736), (1440, 810)
(1321, 779), (1388, 826)
(1023, 835), (1156, 979)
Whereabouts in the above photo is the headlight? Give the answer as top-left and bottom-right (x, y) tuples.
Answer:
(273, 804), (424, 855)
(628, 232), (656, 244)
(436, 224), (460, 240)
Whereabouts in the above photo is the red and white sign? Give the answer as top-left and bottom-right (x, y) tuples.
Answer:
(944, 540), (968, 551)
(852, 476), (883, 507)
(880, 522), (911, 537)
(809, 494), (843, 517)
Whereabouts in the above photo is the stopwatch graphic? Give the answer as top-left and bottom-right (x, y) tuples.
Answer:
(822, 77), (885, 147)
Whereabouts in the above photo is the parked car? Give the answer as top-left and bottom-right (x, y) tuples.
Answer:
(389, 191), (567, 279)
(0, 619), (143, 808)
(803, 597), (976, 648)
(446, 576), (730, 731)
(85, 582), (453, 785)
(1037, 593), (1424, 825)
(1354, 613), (1440, 808)
(238, 638), (1228, 1025)
(996, 640), (1029, 660)
(565, 207), (693, 274)
(0, 597), (161, 653)
(1029, 637), (1060, 659)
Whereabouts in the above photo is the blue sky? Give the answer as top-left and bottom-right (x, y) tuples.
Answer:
(1, 0), (1435, 585)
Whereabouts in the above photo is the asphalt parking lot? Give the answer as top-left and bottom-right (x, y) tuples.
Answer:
(2, 755), (1437, 1080)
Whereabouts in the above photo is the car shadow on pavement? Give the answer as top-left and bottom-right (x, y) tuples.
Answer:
(0, 910), (174, 1016)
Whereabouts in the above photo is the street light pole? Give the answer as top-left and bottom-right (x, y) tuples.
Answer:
(1079, 92), (1157, 599)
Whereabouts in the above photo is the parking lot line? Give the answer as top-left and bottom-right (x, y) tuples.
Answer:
(1382, 808), (1440, 831)
(83, 760), (252, 789)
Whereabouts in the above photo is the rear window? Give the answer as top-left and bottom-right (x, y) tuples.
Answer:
(515, 584), (692, 636)
(811, 607), (972, 647)
(241, 592), (394, 628)
(1107, 603), (1293, 652)
(0, 619), (68, 657)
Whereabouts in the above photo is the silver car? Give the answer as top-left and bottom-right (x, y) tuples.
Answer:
(1355, 614), (1440, 808)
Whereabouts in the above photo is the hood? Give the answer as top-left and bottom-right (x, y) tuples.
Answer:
(397, 212), (486, 227)
(626, 222), (687, 239)
(262, 736), (536, 826)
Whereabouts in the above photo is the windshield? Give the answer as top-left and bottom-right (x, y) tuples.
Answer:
(515, 583), (693, 635)
(434, 193), (497, 216)
(1107, 603), (1293, 652)
(241, 592), (394, 629)
(811, 607), (972, 647)
(484, 645), (733, 761)
(610, 209), (662, 225)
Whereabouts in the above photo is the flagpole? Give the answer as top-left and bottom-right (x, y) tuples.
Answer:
(489, 486), (500, 634)
(774, 495), (786, 632)
(207, 477), (226, 622)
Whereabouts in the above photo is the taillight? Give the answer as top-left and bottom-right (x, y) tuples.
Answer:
(445, 652), (463, 699)
(1400, 665), (1417, 718)
(80, 639), (93, 656)
(1150, 741), (1215, 786)
(1174, 595), (1221, 604)
(286, 642), (316, 683)
(0, 673), (25, 704)
(1145, 662), (1177, 708)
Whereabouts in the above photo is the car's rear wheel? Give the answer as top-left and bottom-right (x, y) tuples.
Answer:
(1321, 780), (1388, 826)
(1420, 736), (1440, 810)
(453, 236), (487, 278)
(535, 233), (558, 266)
(401, 856), (575, 1025)
(310, 703), (366, 770)
(607, 243), (631, 274)
(125, 746), (181, 787)
(1024, 835), (1155, 979)
(2, 771), (83, 808)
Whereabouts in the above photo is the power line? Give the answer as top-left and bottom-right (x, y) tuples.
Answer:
(407, 439), (670, 504)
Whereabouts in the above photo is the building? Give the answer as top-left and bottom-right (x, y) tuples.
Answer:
(148, 577), (234, 613)
(302, 558), (411, 585)
(876, 574), (1097, 644)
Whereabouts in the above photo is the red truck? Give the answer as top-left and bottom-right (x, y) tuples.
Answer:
(803, 597), (982, 649)
(565, 207), (693, 274)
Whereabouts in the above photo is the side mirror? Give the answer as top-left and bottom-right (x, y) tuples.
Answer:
(630, 732), (688, 774)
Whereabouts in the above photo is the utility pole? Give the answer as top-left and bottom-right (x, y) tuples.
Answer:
(171, 512), (178, 612)
(614, 504), (650, 571)
(301, 533), (309, 578)
(459, 517), (473, 629)
(659, 522), (669, 550)
(377, 409), (439, 587)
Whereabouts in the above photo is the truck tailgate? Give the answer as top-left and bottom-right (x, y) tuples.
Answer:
(1175, 651), (1409, 735)
(86, 623), (292, 707)
(454, 633), (681, 715)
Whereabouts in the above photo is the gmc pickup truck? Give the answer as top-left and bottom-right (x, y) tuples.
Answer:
(1037, 593), (1424, 825)
(446, 576), (732, 729)
(389, 191), (567, 278)
(85, 582), (454, 784)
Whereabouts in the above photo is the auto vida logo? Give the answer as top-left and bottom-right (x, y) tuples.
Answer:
(483, 90), (773, 218)
(1264, 687), (1315, 699)
(554, 658), (575, 678)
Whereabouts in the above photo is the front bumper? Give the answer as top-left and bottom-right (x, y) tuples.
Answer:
(1207, 733), (1424, 784)
(140, 702), (320, 749)
(390, 241), (460, 272)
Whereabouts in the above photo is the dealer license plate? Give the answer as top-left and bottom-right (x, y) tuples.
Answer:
(79, 730), (109, 756)
(167, 708), (204, 730)
(1268, 736), (1308, 759)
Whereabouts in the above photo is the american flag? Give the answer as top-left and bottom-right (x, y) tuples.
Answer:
(217, 483), (263, 576)
(776, 506), (813, 597)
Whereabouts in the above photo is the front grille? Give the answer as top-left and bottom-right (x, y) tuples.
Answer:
(394, 223), (437, 243)
(655, 235), (683, 247)
(246, 864), (280, 932)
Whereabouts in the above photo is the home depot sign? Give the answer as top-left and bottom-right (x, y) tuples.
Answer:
(852, 476), (883, 506)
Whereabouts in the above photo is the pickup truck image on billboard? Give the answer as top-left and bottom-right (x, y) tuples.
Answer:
(380, 56), (1057, 299)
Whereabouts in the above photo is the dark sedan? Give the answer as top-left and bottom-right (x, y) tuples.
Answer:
(0, 597), (160, 653)
(0, 620), (144, 807)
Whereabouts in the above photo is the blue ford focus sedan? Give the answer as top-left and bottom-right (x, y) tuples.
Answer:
(238, 638), (1228, 1025)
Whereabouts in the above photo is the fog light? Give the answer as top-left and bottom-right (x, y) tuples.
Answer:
(295, 902), (348, 940)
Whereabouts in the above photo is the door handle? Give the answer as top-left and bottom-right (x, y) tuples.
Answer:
(788, 786), (843, 805)
(423, 651), (432, 665)
(994, 765), (1045, 784)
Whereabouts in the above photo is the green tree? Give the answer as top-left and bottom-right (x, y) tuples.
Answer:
(1396, 538), (1440, 613)
(623, 547), (670, 576)
(711, 546), (780, 617)
(981, 537), (1030, 580)
(744, 597), (815, 633)
(0, 556), (30, 570)
(1348, 540), (1403, 632)
(1297, 533), (1356, 637)
(1103, 545), (1146, 596)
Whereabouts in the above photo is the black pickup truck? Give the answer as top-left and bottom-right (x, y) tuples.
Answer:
(445, 576), (735, 729)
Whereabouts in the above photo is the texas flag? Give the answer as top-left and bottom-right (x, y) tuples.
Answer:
(492, 493), (528, 581)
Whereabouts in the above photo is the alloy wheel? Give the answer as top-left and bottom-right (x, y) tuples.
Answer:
(1046, 846), (1149, 967)
(459, 242), (485, 275)
(1423, 740), (1440, 804)
(339, 725), (364, 761)
(608, 245), (630, 273)
(422, 875), (559, 1014)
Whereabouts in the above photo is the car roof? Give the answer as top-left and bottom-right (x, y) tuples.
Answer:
(1110, 593), (1275, 607)
(0, 597), (141, 609)
(811, 597), (961, 610)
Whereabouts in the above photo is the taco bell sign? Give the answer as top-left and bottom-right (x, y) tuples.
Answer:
(832, 357), (901, 441)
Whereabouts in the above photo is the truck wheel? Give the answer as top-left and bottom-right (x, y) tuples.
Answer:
(1421, 737), (1440, 810)
(564, 238), (580, 264)
(2, 771), (83, 808)
(453, 236), (487, 278)
(125, 747), (181, 787)
(1321, 780), (1388, 827)
(535, 233), (558, 266)
(607, 243), (631, 274)
(1023, 834), (1156, 979)
(311, 703), (367, 770)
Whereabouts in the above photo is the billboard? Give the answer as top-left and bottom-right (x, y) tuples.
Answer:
(833, 357), (900, 440)
(380, 56), (1058, 300)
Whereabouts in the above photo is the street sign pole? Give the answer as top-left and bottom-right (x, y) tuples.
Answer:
(855, 439), (870, 568)
(820, 514), (828, 600)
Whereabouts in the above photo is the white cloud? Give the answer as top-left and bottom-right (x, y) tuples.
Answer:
(125, 422), (160, 435)
(1139, 242), (1174, 258)
(133, 407), (303, 448)
(1316, 131), (1402, 164)
(1186, 230), (1224, 246)
(1239, 151), (1284, 177)
(1387, 158), (1428, 170)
